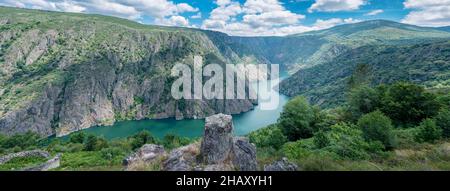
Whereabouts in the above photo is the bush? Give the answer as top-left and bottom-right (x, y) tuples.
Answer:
(434, 109), (450, 138)
(347, 86), (379, 120)
(278, 96), (315, 141)
(1, 132), (41, 150)
(325, 123), (373, 160)
(313, 131), (330, 149)
(100, 147), (125, 161)
(379, 82), (441, 126)
(69, 132), (86, 144)
(129, 131), (157, 150)
(248, 124), (288, 149)
(357, 111), (396, 149)
(415, 119), (442, 143)
(347, 82), (442, 126)
(84, 135), (109, 151)
(162, 134), (191, 150)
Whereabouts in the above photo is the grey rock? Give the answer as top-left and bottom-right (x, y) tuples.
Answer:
(163, 143), (200, 171)
(0, 150), (51, 164)
(202, 164), (234, 171)
(231, 137), (257, 171)
(123, 144), (166, 169)
(200, 113), (233, 164)
(264, 158), (298, 171)
(22, 154), (61, 171)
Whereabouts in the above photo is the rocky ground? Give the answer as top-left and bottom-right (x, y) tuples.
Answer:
(123, 114), (297, 171)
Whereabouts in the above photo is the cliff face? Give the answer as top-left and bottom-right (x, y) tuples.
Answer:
(0, 8), (257, 137)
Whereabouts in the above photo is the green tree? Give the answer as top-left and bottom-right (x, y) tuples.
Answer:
(347, 86), (379, 120)
(69, 132), (86, 144)
(84, 135), (97, 151)
(357, 111), (396, 149)
(416, 119), (442, 143)
(130, 130), (156, 150)
(380, 82), (441, 126)
(1, 132), (41, 149)
(278, 96), (315, 141)
(434, 109), (450, 138)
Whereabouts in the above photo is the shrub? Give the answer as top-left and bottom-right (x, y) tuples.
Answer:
(379, 82), (441, 126)
(415, 119), (442, 143)
(347, 86), (379, 120)
(248, 124), (288, 149)
(162, 134), (191, 150)
(84, 135), (109, 151)
(313, 131), (330, 149)
(129, 131), (157, 150)
(69, 132), (86, 144)
(1, 132), (41, 150)
(434, 109), (450, 138)
(278, 96), (315, 141)
(100, 147), (125, 161)
(325, 123), (373, 160)
(357, 111), (396, 149)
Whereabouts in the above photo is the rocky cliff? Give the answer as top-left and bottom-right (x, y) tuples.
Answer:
(0, 7), (259, 137)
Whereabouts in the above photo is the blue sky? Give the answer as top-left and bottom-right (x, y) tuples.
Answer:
(1, 0), (449, 36)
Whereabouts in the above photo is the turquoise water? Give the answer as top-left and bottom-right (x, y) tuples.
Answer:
(81, 72), (290, 140)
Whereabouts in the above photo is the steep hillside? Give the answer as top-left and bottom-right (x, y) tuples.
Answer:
(0, 7), (259, 137)
(279, 40), (450, 107)
(284, 20), (450, 72)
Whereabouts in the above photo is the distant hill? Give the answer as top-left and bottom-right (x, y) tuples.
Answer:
(279, 40), (450, 107)
(437, 26), (450, 32)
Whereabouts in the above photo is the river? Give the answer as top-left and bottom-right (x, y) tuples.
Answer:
(80, 71), (290, 140)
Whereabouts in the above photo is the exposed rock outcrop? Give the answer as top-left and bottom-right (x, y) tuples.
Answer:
(163, 143), (200, 171)
(0, 8), (259, 137)
(124, 113), (257, 171)
(231, 137), (257, 171)
(22, 154), (61, 171)
(123, 144), (166, 170)
(264, 157), (298, 171)
(201, 114), (233, 164)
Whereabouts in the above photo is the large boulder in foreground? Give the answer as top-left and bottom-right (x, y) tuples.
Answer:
(123, 113), (258, 171)
(200, 113), (257, 171)
(123, 144), (166, 171)
(231, 137), (257, 171)
(201, 114), (234, 164)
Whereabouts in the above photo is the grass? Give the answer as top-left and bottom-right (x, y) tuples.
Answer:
(0, 156), (48, 171)
(56, 151), (125, 171)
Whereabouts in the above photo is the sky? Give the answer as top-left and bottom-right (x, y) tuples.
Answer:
(1, 0), (450, 36)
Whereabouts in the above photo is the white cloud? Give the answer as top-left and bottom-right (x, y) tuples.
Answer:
(202, 0), (308, 36)
(308, 0), (366, 13)
(402, 0), (450, 27)
(365, 9), (383, 16)
(0, 0), (199, 27)
(157, 15), (190, 27)
(312, 18), (361, 29)
(191, 12), (202, 19)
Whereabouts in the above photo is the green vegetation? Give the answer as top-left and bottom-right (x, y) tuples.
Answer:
(251, 82), (450, 170)
(280, 40), (450, 108)
(357, 111), (396, 149)
(0, 130), (193, 171)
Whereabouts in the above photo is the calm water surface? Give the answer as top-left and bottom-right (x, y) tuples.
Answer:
(81, 72), (290, 139)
